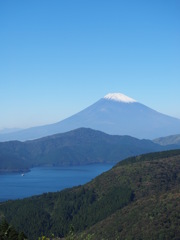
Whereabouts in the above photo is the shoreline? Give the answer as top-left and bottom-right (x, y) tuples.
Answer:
(0, 169), (30, 175)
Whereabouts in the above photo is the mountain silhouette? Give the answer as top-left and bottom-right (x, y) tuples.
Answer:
(0, 93), (180, 141)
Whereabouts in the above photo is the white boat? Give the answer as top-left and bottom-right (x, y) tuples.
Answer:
(21, 173), (24, 177)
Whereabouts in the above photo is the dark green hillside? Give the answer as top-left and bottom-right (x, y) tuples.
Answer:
(0, 141), (30, 173)
(0, 218), (27, 240)
(0, 149), (180, 240)
(83, 190), (180, 240)
(0, 128), (175, 172)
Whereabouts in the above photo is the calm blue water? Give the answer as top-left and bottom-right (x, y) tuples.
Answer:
(0, 164), (113, 202)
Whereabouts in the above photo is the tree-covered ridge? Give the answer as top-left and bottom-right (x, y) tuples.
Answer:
(116, 149), (180, 166)
(82, 189), (180, 240)
(0, 185), (133, 239)
(1, 128), (175, 172)
(0, 149), (180, 239)
(0, 218), (27, 240)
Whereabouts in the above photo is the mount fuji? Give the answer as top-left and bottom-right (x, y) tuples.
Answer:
(1, 93), (180, 141)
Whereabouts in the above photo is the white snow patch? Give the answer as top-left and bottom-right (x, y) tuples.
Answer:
(104, 93), (136, 103)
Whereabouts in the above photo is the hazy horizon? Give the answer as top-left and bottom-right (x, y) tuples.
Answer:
(1, 0), (180, 130)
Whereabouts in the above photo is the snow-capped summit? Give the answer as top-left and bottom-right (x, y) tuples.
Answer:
(0, 92), (180, 141)
(104, 93), (136, 103)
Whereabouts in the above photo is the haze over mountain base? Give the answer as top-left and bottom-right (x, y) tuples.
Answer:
(0, 93), (180, 141)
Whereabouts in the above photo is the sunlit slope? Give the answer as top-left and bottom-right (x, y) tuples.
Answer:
(1, 93), (180, 141)
(0, 150), (180, 239)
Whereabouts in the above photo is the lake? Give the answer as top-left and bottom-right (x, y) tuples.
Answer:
(0, 163), (113, 202)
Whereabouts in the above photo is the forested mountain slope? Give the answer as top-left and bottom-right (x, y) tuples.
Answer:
(0, 150), (180, 240)
(1, 128), (175, 173)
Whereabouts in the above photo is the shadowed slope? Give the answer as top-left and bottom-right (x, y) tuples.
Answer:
(0, 93), (180, 141)
(1, 128), (173, 172)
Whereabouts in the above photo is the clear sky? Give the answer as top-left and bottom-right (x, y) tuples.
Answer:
(0, 0), (180, 130)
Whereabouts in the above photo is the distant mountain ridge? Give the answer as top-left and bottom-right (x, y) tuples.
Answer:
(0, 128), (178, 173)
(154, 134), (180, 146)
(0, 93), (180, 141)
(0, 128), (23, 134)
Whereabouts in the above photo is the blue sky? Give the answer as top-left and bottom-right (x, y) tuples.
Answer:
(0, 0), (180, 130)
